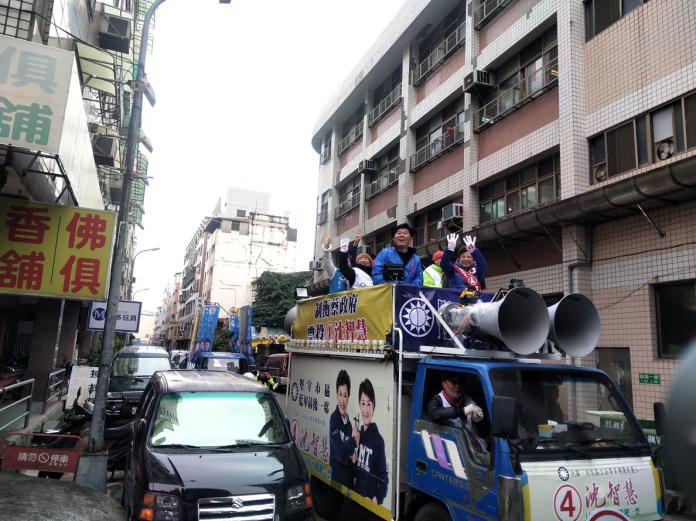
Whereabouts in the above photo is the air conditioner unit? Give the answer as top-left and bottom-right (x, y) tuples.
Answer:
(98, 12), (132, 53)
(92, 134), (118, 166)
(464, 70), (494, 93)
(309, 260), (323, 271)
(593, 163), (608, 182)
(442, 203), (464, 221)
(655, 138), (675, 161)
(358, 159), (377, 174)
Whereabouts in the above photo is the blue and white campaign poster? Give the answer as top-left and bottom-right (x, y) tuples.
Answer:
(195, 304), (220, 350)
(87, 301), (142, 333)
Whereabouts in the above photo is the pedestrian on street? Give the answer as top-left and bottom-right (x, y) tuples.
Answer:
(256, 367), (278, 390)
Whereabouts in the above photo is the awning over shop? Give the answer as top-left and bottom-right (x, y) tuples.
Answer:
(75, 42), (116, 96)
(471, 156), (696, 244)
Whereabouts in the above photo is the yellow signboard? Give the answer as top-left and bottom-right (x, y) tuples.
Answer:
(0, 198), (116, 300)
(295, 284), (393, 342)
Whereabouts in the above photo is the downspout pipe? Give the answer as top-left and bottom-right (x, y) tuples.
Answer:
(567, 225), (592, 295)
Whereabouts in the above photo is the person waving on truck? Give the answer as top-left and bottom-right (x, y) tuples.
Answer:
(442, 233), (488, 294)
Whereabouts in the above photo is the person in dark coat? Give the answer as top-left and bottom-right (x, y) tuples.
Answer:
(329, 370), (358, 488)
(354, 379), (388, 505)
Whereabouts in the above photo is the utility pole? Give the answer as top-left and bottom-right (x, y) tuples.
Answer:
(87, 0), (167, 454)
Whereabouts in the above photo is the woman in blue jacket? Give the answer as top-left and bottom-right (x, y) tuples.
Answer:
(442, 233), (488, 292)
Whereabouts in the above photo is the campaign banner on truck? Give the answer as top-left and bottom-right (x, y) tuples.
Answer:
(294, 284), (392, 343)
(287, 354), (394, 520)
(194, 304), (220, 351)
(394, 285), (462, 351)
(0, 198), (116, 300)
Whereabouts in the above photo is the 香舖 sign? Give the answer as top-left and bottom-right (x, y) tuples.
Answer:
(0, 198), (116, 300)
(0, 35), (74, 154)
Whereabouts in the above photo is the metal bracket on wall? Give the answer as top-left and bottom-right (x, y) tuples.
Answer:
(636, 203), (666, 238)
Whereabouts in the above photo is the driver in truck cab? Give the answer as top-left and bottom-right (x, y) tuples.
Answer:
(426, 372), (487, 451)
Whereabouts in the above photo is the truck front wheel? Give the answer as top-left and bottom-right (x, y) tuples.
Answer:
(415, 502), (451, 521)
(311, 476), (344, 520)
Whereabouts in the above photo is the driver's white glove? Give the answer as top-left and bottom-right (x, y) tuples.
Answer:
(447, 233), (459, 251)
(272, 382), (279, 391)
(463, 404), (484, 422)
(463, 235), (477, 253)
(340, 237), (350, 253)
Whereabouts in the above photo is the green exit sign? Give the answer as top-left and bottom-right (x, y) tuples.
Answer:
(639, 373), (661, 384)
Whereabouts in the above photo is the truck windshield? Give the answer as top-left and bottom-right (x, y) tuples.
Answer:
(110, 355), (171, 390)
(490, 368), (649, 458)
(150, 392), (289, 448)
(206, 357), (240, 371)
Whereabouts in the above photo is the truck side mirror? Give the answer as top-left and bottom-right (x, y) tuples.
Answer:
(653, 402), (666, 437)
(492, 396), (518, 438)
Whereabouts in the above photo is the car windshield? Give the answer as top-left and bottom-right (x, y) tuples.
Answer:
(207, 357), (240, 371)
(112, 355), (170, 377)
(491, 368), (649, 458)
(149, 392), (289, 448)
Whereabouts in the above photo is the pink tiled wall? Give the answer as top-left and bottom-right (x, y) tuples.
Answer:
(367, 185), (398, 219)
(416, 47), (467, 103)
(413, 146), (464, 193)
(478, 88), (559, 159)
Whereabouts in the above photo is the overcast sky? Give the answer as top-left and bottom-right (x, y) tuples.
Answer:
(132, 0), (405, 315)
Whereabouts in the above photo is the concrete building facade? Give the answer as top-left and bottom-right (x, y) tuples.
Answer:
(310, 0), (696, 421)
(0, 0), (156, 405)
(171, 189), (297, 349)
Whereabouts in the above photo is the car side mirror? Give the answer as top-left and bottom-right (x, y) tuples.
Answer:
(492, 396), (518, 438)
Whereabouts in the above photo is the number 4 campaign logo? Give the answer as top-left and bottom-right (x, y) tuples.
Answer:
(554, 484), (582, 521)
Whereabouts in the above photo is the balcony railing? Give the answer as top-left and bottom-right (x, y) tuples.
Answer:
(473, 56), (558, 132)
(365, 167), (399, 200)
(338, 122), (364, 154)
(320, 147), (331, 165)
(316, 208), (328, 225)
(410, 118), (465, 172)
(368, 84), (402, 126)
(412, 22), (465, 86)
(334, 193), (360, 219)
(473, 0), (514, 30)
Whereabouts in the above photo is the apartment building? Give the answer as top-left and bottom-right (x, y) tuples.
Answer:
(310, 0), (696, 421)
(175, 189), (297, 349)
(0, 0), (155, 400)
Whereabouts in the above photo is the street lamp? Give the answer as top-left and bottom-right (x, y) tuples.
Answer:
(87, 0), (232, 456)
(128, 247), (160, 299)
(133, 288), (150, 299)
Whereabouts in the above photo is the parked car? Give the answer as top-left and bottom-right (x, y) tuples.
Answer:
(122, 370), (314, 521)
(105, 345), (171, 423)
(192, 351), (250, 374)
(264, 352), (290, 390)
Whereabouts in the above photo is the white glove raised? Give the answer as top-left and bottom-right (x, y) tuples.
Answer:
(463, 404), (484, 422)
(447, 233), (459, 251)
(340, 237), (350, 253)
(463, 235), (477, 253)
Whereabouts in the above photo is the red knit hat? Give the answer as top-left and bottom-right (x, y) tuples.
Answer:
(432, 251), (444, 262)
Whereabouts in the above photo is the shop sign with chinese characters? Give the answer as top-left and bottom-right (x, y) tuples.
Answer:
(0, 35), (74, 154)
(0, 198), (116, 300)
(86, 300), (141, 333)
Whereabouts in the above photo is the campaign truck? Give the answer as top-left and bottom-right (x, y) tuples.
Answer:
(284, 284), (664, 521)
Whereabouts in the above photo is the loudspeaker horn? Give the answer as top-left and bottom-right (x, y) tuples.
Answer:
(284, 305), (297, 336)
(547, 293), (600, 357)
(440, 287), (550, 355)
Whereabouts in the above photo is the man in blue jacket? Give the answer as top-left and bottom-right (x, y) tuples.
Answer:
(372, 223), (423, 285)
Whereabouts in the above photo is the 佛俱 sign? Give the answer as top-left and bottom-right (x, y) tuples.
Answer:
(0, 198), (116, 300)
